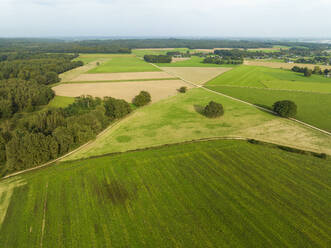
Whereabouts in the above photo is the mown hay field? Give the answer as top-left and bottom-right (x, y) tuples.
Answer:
(0, 140), (330, 247)
(66, 88), (331, 161)
(71, 71), (173, 82)
(53, 80), (193, 103)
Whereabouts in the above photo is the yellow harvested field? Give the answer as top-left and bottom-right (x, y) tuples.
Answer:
(160, 67), (232, 85)
(71, 71), (174, 82)
(53, 80), (194, 103)
(244, 60), (331, 70)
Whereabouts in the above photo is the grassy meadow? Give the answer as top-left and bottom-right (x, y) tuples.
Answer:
(207, 86), (331, 132)
(0, 140), (330, 247)
(156, 56), (234, 67)
(47, 96), (75, 108)
(205, 65), (331, 132)
(66, 88), (331, 161)
(207, 65), (331, 93)
(87, 56), (160, 73)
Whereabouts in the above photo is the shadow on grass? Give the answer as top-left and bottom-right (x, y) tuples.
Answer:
(254, 103), (277, 116)
(194, 105), (205, 116)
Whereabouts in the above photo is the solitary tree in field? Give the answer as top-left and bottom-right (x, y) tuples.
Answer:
(204, 101), (224, 118)
(132, 91), (151, 107)
(178, 86), (187, 93)
(273, 100), (297, 118)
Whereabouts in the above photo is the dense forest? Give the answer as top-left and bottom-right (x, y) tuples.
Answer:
(0, 95), (132, 176)
(0, 53), (84, 120)
(0, 53), (83, 85)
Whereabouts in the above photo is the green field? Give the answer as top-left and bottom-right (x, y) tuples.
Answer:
(206, 86), (331, 133)
(207, 65), (331, 93)
(87, 56), (160, 73)
(66, 88), (331, 161)
(1, 140), (330, 247)
(47, 96), (75, 108)
(156, 56), (234, 67)
(205, 65), (331, 132)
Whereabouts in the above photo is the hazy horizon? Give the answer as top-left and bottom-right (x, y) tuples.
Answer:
(0, 0), (331, 38)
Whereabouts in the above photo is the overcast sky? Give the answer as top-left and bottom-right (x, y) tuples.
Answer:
(0, 0), (330, 38)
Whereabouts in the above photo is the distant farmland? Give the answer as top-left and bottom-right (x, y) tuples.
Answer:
(87, 56), (160, 73)
(0, 140), (330, 247)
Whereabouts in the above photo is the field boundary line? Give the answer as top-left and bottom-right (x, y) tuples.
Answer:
(1, 63), (330, 180)
(2, 135), (329, 180)
(207, 84), (331, 95)
(59, 136), (330, 164)
(150, 63), (331, 136)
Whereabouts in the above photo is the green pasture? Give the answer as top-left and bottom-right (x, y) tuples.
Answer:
(206, 86), (331, 133)
(156, 56), (234, 67)
(207, 65), (331, 93)
(47, 96), (75, 108)
(0, 139), (330, 247)
(66, 88), (331, 161)
(87, 56), (160, 73)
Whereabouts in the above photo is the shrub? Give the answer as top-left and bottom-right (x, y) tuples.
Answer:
(132, 91), (151, 107)
(314, 153), (327, 159)
(273, 100), (297, 118)
(104, 97), (132, 119)
(178, 86), (187, 93)
(248, 139), (261, 144)
(203, 101), (224, 118)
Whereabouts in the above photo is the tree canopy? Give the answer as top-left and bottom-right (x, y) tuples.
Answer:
(273, 100), (297, 118)
(132, 91), (152, 107)
(204, 101), (224, 118)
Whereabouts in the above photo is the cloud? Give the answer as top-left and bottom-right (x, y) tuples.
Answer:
(0, 0), (330, 37)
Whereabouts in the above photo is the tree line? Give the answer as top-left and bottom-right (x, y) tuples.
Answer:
(0, 53), (83, 85)
(144, 55), (172, 63)
(0, 95), (132, 176)
(203, 56), (243, 65)
(291, 66), (329, 77)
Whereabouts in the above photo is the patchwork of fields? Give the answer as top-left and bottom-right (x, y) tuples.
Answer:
(66, 88), (331, 161)
(2, 51), (330, 247)
(53, 80), (193, 103)
(1, 140), (330, 247)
